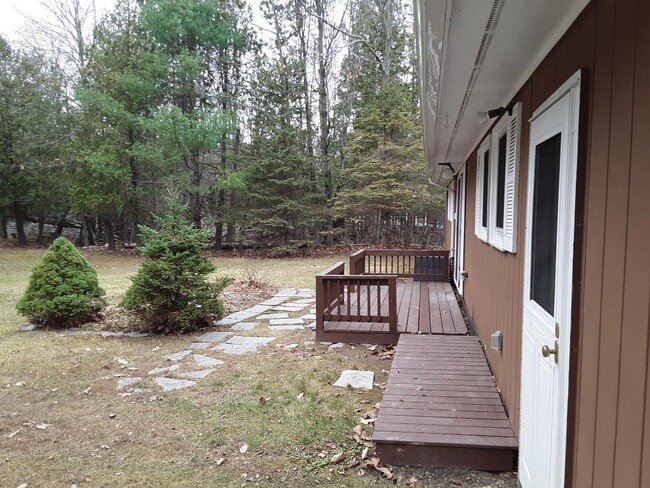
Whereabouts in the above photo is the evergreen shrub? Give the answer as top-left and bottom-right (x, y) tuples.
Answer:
(122, 203), (230, 333)
(16, 237), (106, 327)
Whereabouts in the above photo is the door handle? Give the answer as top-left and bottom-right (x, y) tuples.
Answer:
(541, 341), (559, 364)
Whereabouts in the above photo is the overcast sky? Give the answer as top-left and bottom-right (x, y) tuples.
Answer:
(0, 0), (113, 40)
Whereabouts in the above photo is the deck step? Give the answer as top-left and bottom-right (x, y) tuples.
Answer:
(373, 335), (517, 471)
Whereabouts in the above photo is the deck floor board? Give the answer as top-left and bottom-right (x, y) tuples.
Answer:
(373, 335), (517, 470)
(319, 280), (467, 344)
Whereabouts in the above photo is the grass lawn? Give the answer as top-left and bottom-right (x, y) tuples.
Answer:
(0, 247), (394, 487)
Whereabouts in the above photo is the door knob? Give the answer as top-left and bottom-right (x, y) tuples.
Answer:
(541, 341), (559, 364)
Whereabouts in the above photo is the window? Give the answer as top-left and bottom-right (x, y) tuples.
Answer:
(474, 138), (491, 242)
(474, 102), (521, 253)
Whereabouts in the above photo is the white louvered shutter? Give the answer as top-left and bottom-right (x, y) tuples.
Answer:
(475, 151), (483, 239)
(502, 103), (521, 252)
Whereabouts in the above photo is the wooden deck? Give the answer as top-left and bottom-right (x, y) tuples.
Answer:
(316, 280), (467, 344)
(373, 335), (518, 470)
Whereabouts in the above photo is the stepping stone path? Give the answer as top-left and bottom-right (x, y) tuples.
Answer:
(231, 322), (258, 331)
(113, 287), (316, 394)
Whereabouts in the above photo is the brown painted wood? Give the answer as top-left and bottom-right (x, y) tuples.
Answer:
(373, 335), (517, 470)
(317, 279), (467, 343)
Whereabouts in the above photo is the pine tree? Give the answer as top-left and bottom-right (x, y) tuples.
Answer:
(16, 237), (106, 327)
(122, 201), (229, 333)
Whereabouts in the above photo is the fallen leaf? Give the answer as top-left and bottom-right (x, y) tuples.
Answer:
(296, 392), (304, 400)
(216, 457), (225, 466)
(330, 453), (345, 464)
(82, 387), (92, 395)
(239, 443), (248, 454)
(6, 427), (22, 438)
(361, 447), (369, 459)
(35, 423), (51, 430)
(259, 396), (270, 405)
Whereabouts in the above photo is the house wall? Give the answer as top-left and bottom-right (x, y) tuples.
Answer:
(459, 1), (650, 486)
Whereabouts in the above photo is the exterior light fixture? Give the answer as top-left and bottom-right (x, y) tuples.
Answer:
(478, 101), (517, 124)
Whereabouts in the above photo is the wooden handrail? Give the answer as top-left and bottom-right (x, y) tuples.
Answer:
(351, 249), (450, 281)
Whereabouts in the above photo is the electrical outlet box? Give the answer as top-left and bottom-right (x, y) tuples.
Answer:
(491, 331), (503, 352)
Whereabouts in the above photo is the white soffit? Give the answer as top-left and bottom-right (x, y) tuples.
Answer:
(417, 0), (591, 188)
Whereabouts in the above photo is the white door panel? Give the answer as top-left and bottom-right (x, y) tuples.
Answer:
(519, 71), (581, 488)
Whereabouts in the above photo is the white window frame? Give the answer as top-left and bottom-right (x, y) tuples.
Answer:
(474, 138), (491, 242)
(476, 102), (521, 253)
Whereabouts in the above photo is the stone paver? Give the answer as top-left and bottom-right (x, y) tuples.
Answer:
(287, 299), (316, 305)
(271, 306), (307, 312)
(258, 297), (288, 306)
(163, 350), (192, 362)
(268, 325), (304, 331)
(300, 314), (317, 320)
(257, 313), (290, 320)
(333, 370), (374, 390)
(304, 322), (316, 330)
(178, 369), (215, 379)
(193, 354), (225, 367)
(190, 342), (210, 350)
(117, 377), (142, 390)
(154, 377), (196, 391)
(212, 343), (259, 355)
(198, 331), (231, 343)
(269, 318), (304, 325)
(228, 336), (277, 345)
(148, 364), (180, 375)
(276, 288), (297, 296)
(231, 322), (258, 331)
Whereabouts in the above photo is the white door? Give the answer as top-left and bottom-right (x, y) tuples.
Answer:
(453, 169), (466, 294)
(519, 72), (581, 488)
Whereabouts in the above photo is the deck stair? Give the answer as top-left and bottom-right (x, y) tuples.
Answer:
(373, 335), (518, 471)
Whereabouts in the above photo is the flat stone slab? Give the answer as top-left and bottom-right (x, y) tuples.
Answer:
(178, 368), (215, 380)
(276, 288), (297, 296)
(227, 336), (277, 345)
(287, 299), (316, 305)
(198, 331), (232, 343)
(190, 342), (210, 350)
(333, 370), (374, 390)
(117, 377), (142, 391)
(213, 318), (239, 326)
(298, 288), (315, 293)
(148, 364), (180, 375)
(304, 322), (316, 330)
(268, 325), (305, 331)
(231, 322), (258, 331)
(271, 306), (307, 312)
(309, 308), (316, 314)
(163, 350), (192, 362)
(193, 354), (225, 367)
(300, 314), (317, 320)
(257, 313), (290, 320)
(212, 343), (259, 355)
(258, 297), (288, 306)
(154, 377), (196, 391)
(269, 318), (304, 325)
(219, 306), (272, 324)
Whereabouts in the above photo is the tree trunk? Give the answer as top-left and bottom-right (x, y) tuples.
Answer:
(37, 212), (45, 245)
(105, 219), (116, 250)
(0, 216), (7, 239)
(316, 0), (333, 246)
(13, 202), (27, 246)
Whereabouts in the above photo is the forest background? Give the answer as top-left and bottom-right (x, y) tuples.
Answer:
(0, 0), (445, 253)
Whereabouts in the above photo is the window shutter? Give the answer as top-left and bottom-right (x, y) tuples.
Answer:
(503, 103), (521, 252)
(475, 151), (483, 239)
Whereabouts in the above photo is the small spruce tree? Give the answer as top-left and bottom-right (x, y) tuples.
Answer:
(16, 237), (106, 328)
(122, 202), (229, 333)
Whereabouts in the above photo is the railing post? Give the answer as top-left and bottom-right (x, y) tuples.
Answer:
(315, 274), (325, 338)
(388, 277), (397, 332)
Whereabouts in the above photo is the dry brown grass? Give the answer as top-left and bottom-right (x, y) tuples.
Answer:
(0, 248), (392, 487)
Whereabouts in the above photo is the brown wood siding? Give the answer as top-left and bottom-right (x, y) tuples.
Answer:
(458, 1), (650, 486)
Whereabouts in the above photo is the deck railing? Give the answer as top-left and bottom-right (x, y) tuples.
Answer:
(349, 249), (450, 281)
(315, 261), (398, 334)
